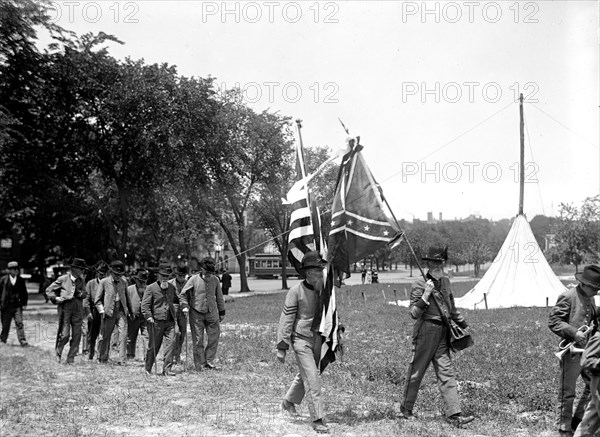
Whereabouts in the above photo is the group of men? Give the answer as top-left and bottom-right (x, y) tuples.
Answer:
(42, 256), (226, 375)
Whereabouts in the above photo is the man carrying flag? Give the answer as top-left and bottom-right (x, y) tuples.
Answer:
(276, 251), (329, 434)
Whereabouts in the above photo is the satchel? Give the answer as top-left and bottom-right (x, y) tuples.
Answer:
(449, 320), (474, 351)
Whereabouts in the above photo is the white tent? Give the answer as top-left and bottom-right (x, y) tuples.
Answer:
(455, 214), (567, 309)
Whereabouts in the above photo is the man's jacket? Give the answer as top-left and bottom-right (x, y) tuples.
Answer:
(141, 282), (179, 321)
(549, 285), (597, 342)
(46, 274), (85, 304)
(94, 276), (130, 318)
(277, 281), (319, 351)
(0, 274), (28, 310)
(180, 275), (225, 317)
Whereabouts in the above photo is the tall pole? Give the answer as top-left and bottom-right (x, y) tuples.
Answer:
(519, 93), (525, 216)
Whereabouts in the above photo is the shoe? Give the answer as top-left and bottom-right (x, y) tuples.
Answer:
(281, 399), (297, 416)
(571, 417), (582, 432)
(446, 413), (474, 427)
(66, 360), (74, 365)
(312, 419), (329, 433)
(56, 352), (62, 363)
(20, 342), (29, 347)
(204, 363), (221, 370)
(145, 370), (153, 376)
(559, 431), (574, 437)
(398, 407), (415, 420)
(162, 371), (176, 376)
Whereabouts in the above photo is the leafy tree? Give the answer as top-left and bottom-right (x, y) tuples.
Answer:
(550, 196), (600, 272)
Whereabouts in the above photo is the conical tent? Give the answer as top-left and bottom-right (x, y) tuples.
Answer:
(455, 214), (566, 309)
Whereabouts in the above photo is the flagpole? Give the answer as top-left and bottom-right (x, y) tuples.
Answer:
(296, 119), (322, 254)
(380, 196), (427, 281)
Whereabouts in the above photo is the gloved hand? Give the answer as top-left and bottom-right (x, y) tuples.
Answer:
(277, 349), (286, 364)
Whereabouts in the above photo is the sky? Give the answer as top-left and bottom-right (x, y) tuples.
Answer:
(37, 0), (599, 222)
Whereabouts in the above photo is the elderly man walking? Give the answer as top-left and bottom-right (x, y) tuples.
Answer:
(180, 257), (225, 371)
(127, 269), (148, 360)
(83, 261), (108, 360)
(0, 261), (29, 346)
(46, 258), (88, 364)
(550, 265), (600, 437)
(276, 251), (329, 434)
(95, 260), (131, 365)
(142, 263), (180, 376)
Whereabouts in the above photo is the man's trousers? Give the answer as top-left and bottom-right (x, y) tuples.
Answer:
(0, 305), (27, 345)
(401, 320), (461, 418)
(574, 377), (600, 437)
(145, 319), (175, 373)
(284, 332), (324, 421)
(127, 315), (148, 359)
(173, 308), (187, 363)
(56, 300), (83, 363)
(98, 305), (128, 363)
(87, 308), (101, 360)
(558, 350), (591, 431)
(189, 308), (220, 369)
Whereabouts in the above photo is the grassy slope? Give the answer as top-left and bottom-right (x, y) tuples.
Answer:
(0, 281), (571, 436)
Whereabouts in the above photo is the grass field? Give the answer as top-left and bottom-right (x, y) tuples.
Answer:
(0, 280), (577, 436)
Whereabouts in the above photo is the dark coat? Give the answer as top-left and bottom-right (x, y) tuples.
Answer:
(141, 282), (179, 321)
(548, 285), (597, 342)
(0, 274), (28, 310)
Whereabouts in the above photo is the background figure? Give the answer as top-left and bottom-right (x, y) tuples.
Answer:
(127, 269), (148, 360)
(361, 268), (366, 284)
(180, 257), (225, 371)
(399, 247), (474, 427)
(371, 270), (379, 284)
(0, 261), (28, 346)
(142, 263), (179, 376)
(276, 251), (329, 434)
(549, 265), (600, 437)
(169, 264), (188, 365)
(95, 260), (130, 364)
(46, 258), (87, 364)
(220, 269), (232, 295)
(83, 261), (108, 359)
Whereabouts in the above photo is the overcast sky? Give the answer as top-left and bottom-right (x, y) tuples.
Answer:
(39, 1), (599, 221)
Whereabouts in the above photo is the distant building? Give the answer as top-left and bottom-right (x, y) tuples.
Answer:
(544, 234), (556, 252)
(427, 211), (444, 224)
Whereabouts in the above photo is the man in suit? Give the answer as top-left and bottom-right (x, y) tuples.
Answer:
(399, 247), (474, 427)
(46, 258), (88, 364)
(0, 261), (29, 346)
(83, 261), (108, 359)
(549, 265), (600, 437)
(220, 269), (232, 295)
(142, 263), (180, 376)
(95, 260), (130, 364)
(127, 269), (148, 360)
(180, 257), (225, 371)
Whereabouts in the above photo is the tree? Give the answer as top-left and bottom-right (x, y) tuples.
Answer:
(551, 196), (600, 272)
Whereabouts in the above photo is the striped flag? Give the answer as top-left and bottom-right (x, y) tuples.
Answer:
(286, 136), (322, 273)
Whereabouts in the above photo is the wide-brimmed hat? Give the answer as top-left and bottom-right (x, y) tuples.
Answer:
(175, 265), (188, 275)
(68, 258), (88, 270)
(133, 269), (148, 282)
(158, 263), (172, 276)
(422, 246), (448, 262)
(201, 257), (217, 273)
(95, 261), (109, 274)
(300, 251), (327, 270)
(7, 261), (19, 269)
(576, 265), (600, 290)
(109, 260), (126, 275)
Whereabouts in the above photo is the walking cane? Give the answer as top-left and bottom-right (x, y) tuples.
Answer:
(185, 312), (189, 373)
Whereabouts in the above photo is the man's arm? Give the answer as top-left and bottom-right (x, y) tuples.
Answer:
(94, 280), (106, 315)
(141, 285), (153, 321)
(276, 287), (298, 351)
(46, 276), (64, 304)
(548, 293), (577, 341)
(215, 278), (225, 321)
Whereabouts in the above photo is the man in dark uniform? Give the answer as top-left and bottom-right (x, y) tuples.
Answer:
(142, 263), (180, 376)
(220, 269), (232, 295)
(399, 247), (474, 427)
(0, 261), (29, 346)
(46, 258), (88, 364)
(549, 264), (600, 437)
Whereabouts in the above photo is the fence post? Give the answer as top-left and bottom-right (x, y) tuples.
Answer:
(546, 297), (549, 308)
(381, 289), (386, 302)
(394, 289), (397, 302)
(361, 291), (367, 305)
(484, 293), (488, 310)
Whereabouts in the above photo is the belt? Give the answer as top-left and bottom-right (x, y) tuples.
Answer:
(424, 318), (444, 326)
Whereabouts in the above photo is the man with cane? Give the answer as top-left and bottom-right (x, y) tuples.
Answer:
(142, 263), (180, 376)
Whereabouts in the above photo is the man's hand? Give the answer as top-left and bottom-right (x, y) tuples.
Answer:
(182, 308), (189, 315)
(147, 317), (154, 324)
(55, 296), (65, 303)
(422, 280), (435, 302)
(277, 349), (286, 364)
(22, 306), (27, 311)
(575, 330), (587, 346)
(87, 313), (93, 321)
